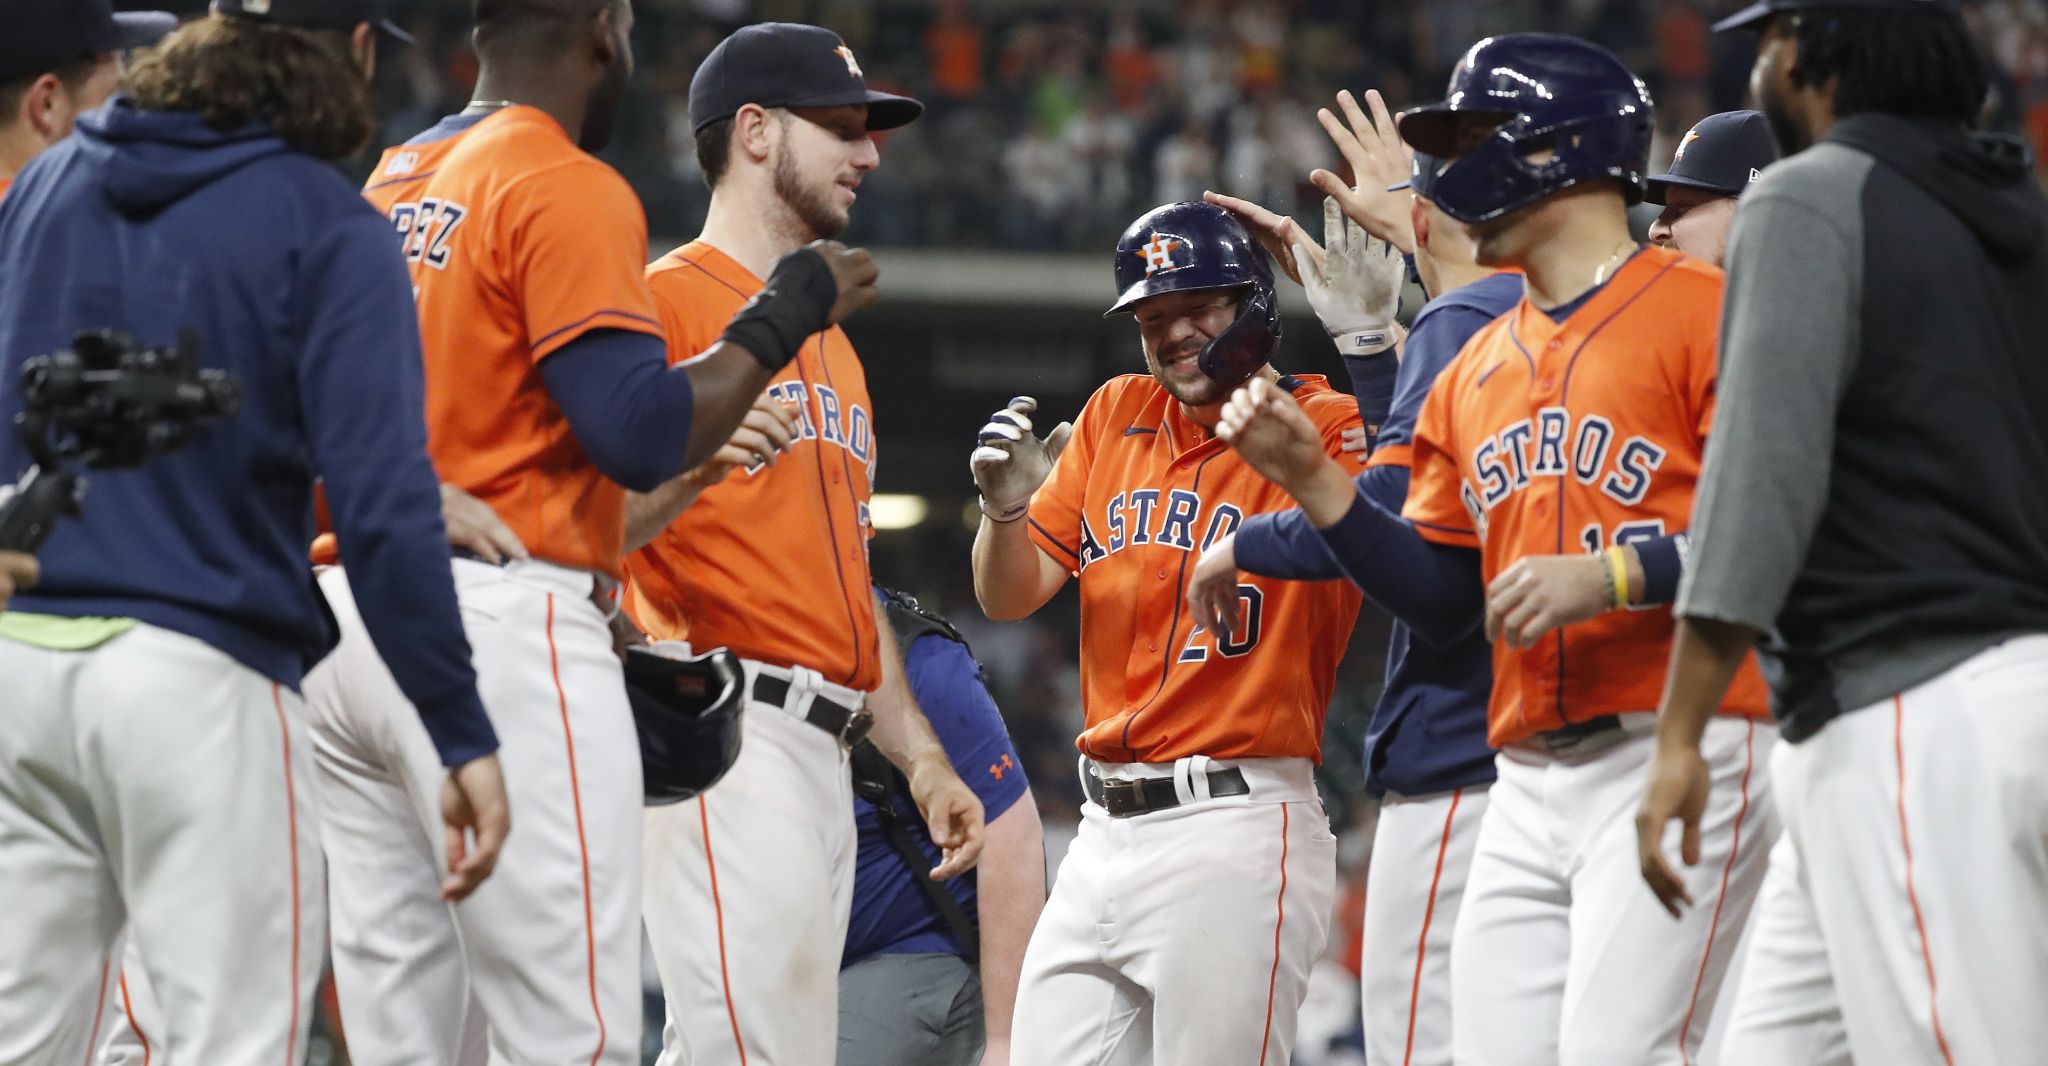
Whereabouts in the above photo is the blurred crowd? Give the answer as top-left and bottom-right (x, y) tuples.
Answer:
(366, 0), (2048, 249)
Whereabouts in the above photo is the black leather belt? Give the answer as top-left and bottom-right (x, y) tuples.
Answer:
(751, 674), (872, 747)
(1528, 714), (1624, 754)
(1084, 766), (1250, 818)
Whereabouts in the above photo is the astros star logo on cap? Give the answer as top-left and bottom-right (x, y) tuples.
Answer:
(835, 43), (862, 78)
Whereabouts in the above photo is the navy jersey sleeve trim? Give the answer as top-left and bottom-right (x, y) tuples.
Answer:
(1030, 517), (1081, 563)
(531, 307), (664, 352)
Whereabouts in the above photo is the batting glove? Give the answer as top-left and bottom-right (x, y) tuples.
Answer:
(1289, 197), (1404, 357)
(969, 396), (1072, 522)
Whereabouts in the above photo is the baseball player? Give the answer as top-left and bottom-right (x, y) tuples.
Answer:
(840, 586), (1045, 1066)
(1639, 2), (2048, 1063)
(1206, 35), (1780, 1065)
(0, 2), (507, 1061)
(624, 23), (985, 1066)
(970, 199), (1368, 1065)
(0, 0), (171, 199)
(1645, 109), (1780, 266)
(1196, 87), (1521, 1066)
(307, 3), (881, 1062)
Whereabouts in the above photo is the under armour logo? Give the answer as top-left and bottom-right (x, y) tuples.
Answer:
(1139, 234), (1184, 276)
(835, 44), (863, 78)
(990, 753), (1014, 781)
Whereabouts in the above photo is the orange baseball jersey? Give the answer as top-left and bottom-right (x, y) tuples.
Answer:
(1402, 244), (1768, 747)
(360, 106), (664, 578)
(623, 241), (882, 693)
(1027, 373), (1366, 764)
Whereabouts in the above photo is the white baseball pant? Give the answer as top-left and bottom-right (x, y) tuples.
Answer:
(0, 623), (324, 1065)
(309, 559), (642, 1065)
(1009, 756), (1337, 1066)
(641, 657), (858, 1066)
(1451, 713), (1778, 1066)
(1361, 784), (1490, 1066)
(1722, 634), (2048, 1065)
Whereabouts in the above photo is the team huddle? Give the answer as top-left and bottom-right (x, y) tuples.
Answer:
(2, 0), (2045, 1065)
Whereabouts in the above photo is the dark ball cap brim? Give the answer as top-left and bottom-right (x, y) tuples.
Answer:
(1643, 173), (1742, 205)
(731, 86), (923, 131)
(1711, 1), (1774, 32)
(856, 89), (923, 131)
(1715, 0), (1963, 33)
(112, 11), (178, 50)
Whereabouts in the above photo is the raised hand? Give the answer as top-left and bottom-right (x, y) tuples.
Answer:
(969, 396), (1072, 523)
(1215, 377), (1330, 492)
(1310, 89), (1417, 254)
(811, 240), (881, 324)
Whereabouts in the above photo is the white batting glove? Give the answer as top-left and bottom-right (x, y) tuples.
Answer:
(969, 396), (1072, 522)
(1288, 197), (1404, 357)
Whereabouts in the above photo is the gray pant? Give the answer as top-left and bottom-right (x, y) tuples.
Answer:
(838, 952), (984, 1066)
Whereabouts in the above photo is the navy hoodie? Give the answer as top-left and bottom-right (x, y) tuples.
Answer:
(0, 99), (495, 766)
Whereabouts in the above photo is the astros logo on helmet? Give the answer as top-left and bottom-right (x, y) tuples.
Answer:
(1141, 234), (1185, 275)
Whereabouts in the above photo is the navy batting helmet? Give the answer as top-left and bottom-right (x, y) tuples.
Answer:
(1105, 201), (1281, 391)
(625, 644), (745, 805)
(1396, 34), (1654, 225)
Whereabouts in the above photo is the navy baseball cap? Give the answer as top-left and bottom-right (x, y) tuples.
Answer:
(0, 0), (175, 83)
(1714, 0), (1961, 33)
(689, 23), (922, 133)
(213, 0), (415, 44)
(1645, 110), (1780, 204)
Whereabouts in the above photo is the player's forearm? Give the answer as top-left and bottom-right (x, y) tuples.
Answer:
(1653, 616), (1759, 751)
(677, 344), (776, 471)
(864, 617), (948, 772)
(971, 517), (1062, 621)
(976, 799), (1047, 1043)
(1312, 485), (1485, 645)
(1284, 457), (1362, 529)
(622, 476), (709, 553)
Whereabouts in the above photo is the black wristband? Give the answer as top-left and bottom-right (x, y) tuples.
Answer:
(1635, 533), (1686, 605)
(719, 246), (839, 372)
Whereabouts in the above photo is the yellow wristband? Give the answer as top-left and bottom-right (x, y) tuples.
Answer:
(1607, 547), (1631, 609)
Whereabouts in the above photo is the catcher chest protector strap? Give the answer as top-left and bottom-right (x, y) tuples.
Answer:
(850, 740), (981, 963)
(851, 587), (986, 961)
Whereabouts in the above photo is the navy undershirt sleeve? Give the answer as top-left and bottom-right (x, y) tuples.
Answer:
(1342, 352), (1399, 449)
(1636, 533), (1687, 605)
(1236, 465), (1410, 581)
(537, 328), (696, 493)
(1313, 485), (1485, 646)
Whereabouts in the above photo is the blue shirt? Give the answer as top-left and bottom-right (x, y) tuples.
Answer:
(1234, 272), (1523, 796)
(843, 629), (1030, 967)
(0, 100), (494, 765)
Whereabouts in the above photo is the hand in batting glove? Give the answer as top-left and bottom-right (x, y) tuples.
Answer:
(1289, 197), (1404, 358)
(969, 396), (1072, 523)
(1203, 193), (1403, 357)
